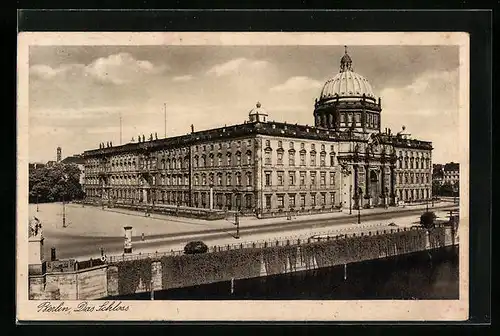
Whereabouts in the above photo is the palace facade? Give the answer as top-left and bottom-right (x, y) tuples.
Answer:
(82, 49), (433, 215)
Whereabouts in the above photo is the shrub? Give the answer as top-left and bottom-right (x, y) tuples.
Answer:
(420, 211), (437, 230)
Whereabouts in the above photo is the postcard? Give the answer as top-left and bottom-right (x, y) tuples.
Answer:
(17, 31), (469, 321)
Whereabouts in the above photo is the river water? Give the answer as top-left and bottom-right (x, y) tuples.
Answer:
(109, 246), (459, 300)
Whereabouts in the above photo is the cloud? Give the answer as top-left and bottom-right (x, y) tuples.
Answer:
(270, 76), (323, 92)
(172, 75), (193, 82)
(206, 58), (269, 76)
(84, 53), (167, 84)
(380, 69), (458, 116)
(378, 69), (460, 163)
(30, 63), (86, 81)
(30, 53), (167, 85)
(30, 106), (129, 120)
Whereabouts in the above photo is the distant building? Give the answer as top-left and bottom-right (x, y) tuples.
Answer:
(82, 49), (433, 215)
(433, 162), (459, 186)
(45, 160), (57, 168)
(61, 154), (86, 185)
(443, 162), (459, 186)
(57, 147), (62, 163)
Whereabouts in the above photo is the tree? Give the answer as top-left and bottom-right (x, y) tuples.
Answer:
(432, 180), (441, 196)
(29, 163), (84, 203)
(420, 211), (437, 230)
(440, 182), (454, 197)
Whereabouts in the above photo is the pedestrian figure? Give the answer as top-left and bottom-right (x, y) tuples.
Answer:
(141, 233), (145, 241)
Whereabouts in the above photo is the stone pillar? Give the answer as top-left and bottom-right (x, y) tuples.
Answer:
(209, 186), (214, 210)
(390, 164), (397, 205)
(29, 234), (44, 266)
(124, 226), (133, 254)
(142, 188), (148, 204)
(364, 164), (372, 208)
(380, 163), (386, 206)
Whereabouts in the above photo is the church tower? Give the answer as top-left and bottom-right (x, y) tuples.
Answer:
(56, 147), (62, 162)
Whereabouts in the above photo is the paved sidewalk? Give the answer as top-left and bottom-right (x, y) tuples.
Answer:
(86, 209), (453, 260)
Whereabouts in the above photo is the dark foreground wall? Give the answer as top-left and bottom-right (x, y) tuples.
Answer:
(29, 226), (458, 300)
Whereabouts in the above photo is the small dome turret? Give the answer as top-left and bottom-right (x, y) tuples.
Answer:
(248, 101), (268, 123)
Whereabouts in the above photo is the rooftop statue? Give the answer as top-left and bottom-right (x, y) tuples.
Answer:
(28, 216), (42, 238)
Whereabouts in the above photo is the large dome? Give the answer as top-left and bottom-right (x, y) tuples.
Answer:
(320, 70), (376, 100)
(319, 47), (376, 101)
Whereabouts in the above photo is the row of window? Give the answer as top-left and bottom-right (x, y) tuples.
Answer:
(338, 112), (379, 128)
(193, 172), (252, 187)
(265, 140), (335, 152)
(397, 156), (431, 169)
(264, 171), (336, 187)
(398, 151), (430, 159)
(397, 172), (431, 185)
(193, 152), (252, 168)
(193, 193), (253, 209)
(265, 192), (336, 209)
(264, 150), (336, 167)
(195, 140), (252, 152)
(397, 188), (431, 201)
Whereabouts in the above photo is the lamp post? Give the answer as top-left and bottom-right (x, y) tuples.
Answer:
(357, 188), (362, 224)
(349, 185), (352, 215)
(235, 209), (240, 239)
(233, 188), (240, 239)
(60, 174), (68, 228)
(62, 193), (66, 228)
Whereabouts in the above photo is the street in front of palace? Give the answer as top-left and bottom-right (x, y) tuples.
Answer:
(30, 201), (458, 260)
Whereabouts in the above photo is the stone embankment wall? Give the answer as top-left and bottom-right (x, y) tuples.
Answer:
(29, 265), (108, 300)
(29, 226), (458, 300)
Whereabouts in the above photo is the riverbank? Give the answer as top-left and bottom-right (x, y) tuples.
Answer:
(29, 225), (458, 300)
(107, 245), (459, 300)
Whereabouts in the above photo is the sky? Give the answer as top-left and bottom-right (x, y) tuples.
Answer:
(28, 45), (460, 164)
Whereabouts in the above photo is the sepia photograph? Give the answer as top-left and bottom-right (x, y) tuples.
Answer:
(17, 32), (469, 321)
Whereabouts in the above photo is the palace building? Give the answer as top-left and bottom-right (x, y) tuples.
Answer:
(82, 49), (433, 215)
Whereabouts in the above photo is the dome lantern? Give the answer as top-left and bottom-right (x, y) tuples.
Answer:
(340, 46), (353, 72)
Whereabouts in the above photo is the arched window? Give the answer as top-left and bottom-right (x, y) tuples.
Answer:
(246, 151), (252, 165)
(236, 152), (241, 166)
(227, 153), (232, 166)
(246, 172), (252, 186)
(329, 152), (336, 167)
(201, 155), (206, 167)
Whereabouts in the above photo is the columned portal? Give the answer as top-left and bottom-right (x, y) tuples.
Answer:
(369, 170), (379, 207)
